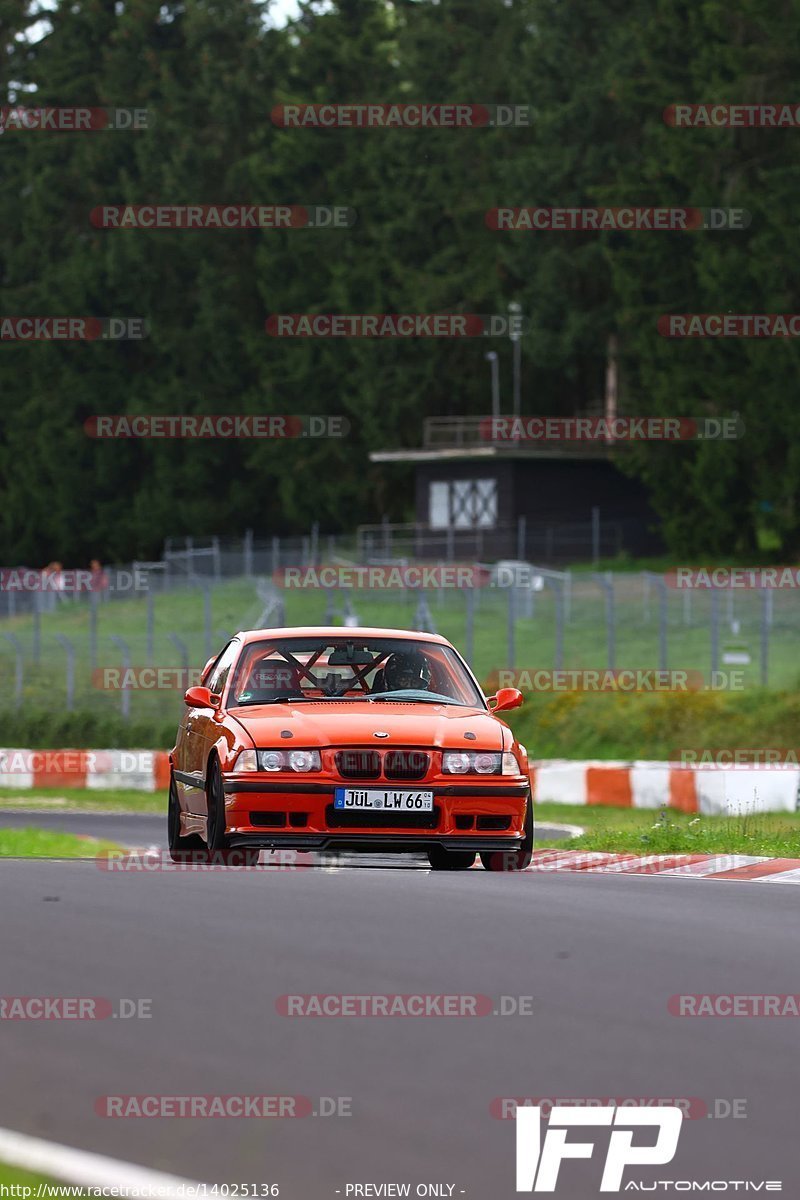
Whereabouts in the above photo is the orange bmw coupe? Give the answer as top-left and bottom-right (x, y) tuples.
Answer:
(169, 627), (532, 870)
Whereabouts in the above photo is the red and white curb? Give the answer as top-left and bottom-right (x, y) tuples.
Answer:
(528, 849), (800, 883)
(531, 759), (800, 814)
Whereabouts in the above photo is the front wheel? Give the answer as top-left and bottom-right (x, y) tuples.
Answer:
(427, 847), (476, 871)
(203, 758), (260, 865)
(204, 755), (231, 859)
(480, 794), (534, 872)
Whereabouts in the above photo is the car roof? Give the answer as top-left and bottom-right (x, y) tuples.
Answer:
(234, 626), (451, 647)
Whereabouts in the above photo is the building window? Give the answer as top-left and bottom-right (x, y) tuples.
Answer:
(429, 478), (497, 529)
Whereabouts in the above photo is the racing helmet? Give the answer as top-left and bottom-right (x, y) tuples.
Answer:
(383, 649), (432, 692)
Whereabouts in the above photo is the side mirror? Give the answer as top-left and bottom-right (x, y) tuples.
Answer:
(184, 685), (220, 709)
(488, 687), (524, 713)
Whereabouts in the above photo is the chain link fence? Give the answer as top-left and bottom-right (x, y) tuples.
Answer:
(0, 533), (796, 722)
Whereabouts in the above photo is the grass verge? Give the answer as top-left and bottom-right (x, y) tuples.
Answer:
(0, 788), (163, 812)
(0, 828), (120, 857)
(536, 801), (800, 857)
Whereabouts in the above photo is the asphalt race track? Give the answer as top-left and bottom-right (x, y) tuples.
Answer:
(2, 811), (799, 1197)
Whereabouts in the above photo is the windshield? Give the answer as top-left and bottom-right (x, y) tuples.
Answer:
(227, 637), (483, 708)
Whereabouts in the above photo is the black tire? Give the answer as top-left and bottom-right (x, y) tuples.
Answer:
(167, 771), (205, 863)
(480, 794), (534, 872)
(427, 847), (476, 871)
(202, 759), (261, 866)
(204, 755), (231, 861)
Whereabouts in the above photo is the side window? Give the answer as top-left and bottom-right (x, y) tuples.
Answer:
(206, 641), (239, 698)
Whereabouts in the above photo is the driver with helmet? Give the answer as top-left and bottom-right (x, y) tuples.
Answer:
(373, 649), (432, 693)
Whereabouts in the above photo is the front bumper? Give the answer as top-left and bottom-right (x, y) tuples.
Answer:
(222, 776), (530, 852)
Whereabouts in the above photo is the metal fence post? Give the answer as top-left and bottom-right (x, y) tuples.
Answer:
(203, 584), (212, 659)
(592, 572), (615, 669)
(710, 588), (720, 678)
(465, 587), (475, 667)
(2, 633), (24, 707)
(657, 577), (668, 672)
(324, 588), (335, 624)
(507, 585), (516, 668)
(54, 634), (75, 711)
(89, 591), (98, 670)
(32, 595), (41, 665)
(544, 578), (564, 671)
(517, 515), (526, 561)
(146, 589), (154, 662)
(311, 522), (319, 564)
(168, 633), (189, 676)
(760, 588), (769, 687)
(244, 529), (253, 578)
(110, 635), (131, 720)
(212, 536), (221, 581)
(272, 536), (280, 575)
(413, 591), (436, 634)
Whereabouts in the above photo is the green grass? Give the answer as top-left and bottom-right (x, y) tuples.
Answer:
(536, 801), (800, 857)
(0, 788), (163, 811)
(0, 1163), (93, 1194)
(0, 828), (120, 857)
(504, 686), (800, 760)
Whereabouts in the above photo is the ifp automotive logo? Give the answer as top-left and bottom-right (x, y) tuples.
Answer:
(515, 1104), (683, 1192)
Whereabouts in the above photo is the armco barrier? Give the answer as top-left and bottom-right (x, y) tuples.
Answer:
(531, 760), (800, 814)
(0, 750), (797, 813)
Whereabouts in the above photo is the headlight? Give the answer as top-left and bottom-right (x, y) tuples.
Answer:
(233, 749), (258, 772)
(443, 751), (503, 774)
(442, 751), (472, 774)
(257, 749), (321, 773)
(288, 750), (320, 772)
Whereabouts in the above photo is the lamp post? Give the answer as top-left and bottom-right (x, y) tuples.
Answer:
(508, 300), (522, 418)
(484, 351), (500, 423)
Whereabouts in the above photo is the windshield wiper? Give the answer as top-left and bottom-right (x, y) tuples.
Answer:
(368, 695), (459, 705)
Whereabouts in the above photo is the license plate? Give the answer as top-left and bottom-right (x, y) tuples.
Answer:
(333, 788), (434, 812)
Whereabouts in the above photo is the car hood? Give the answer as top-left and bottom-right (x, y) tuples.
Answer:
(228, 700), (509, 751)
